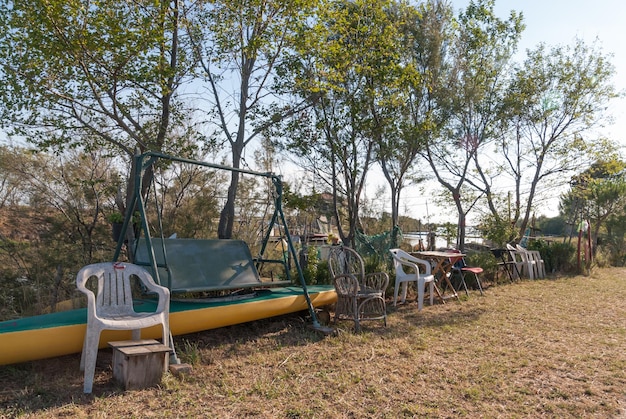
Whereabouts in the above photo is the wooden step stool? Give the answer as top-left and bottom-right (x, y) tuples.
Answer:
(109, 339), (171, 390)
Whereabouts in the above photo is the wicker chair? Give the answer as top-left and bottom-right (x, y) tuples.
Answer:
(327, 246), (388, 332)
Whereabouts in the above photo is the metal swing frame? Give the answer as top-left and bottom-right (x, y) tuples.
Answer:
(112, 150), (325, 329)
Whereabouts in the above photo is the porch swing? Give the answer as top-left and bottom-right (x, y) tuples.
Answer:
(111, 151), (333, 332)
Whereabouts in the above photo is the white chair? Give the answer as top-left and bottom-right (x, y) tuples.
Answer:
(389, 249), (435, 311)
(76, 262), (170, 393)
(507, 244), (534, 280)
(516, 244), (545, 279)
(530, 250), (546, 278)
(515, 244), (539, 279)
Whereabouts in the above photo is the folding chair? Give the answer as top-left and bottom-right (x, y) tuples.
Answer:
(447, 249), (484, 296)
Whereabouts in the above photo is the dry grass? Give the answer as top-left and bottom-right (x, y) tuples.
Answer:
(1, 268), (626, 418)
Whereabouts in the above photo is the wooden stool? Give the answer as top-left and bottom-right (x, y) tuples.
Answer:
(109, 339), (171, 390)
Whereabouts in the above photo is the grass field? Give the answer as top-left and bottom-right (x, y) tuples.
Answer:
(1, 268), (625, 418)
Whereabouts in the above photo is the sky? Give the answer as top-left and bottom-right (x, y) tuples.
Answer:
(374, 0), (626, 225)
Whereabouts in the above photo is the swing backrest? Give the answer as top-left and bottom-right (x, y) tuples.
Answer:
(134, 238), (288, 293)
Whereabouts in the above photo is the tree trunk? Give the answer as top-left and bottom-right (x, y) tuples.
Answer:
(218, 170), (240, 239)
(453, 192), (466, 252)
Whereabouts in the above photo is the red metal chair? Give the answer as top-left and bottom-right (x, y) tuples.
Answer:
(446, 249), (484, 296)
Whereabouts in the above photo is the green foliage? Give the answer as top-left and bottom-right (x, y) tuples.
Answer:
(465, 251), (498, 276)
(283, 0), (417, 246)
(560, 158), (626, 266)
(300, 246), (332, 286)
(536, 216), (567, 237)
(0, 148), (124, 319)
(178, 339), (202, 366)
(0, 0), (624, 320)
(362, 254), (389, 277)
(477, 213), (517, 247)
(592, 246), (612, 269)
(107, 212), (124, 224)
(0, 0), (194, 155)
(531, 241), (576, 275)
(602, 213), (626, 266)
(196, 0), (317, 238)
(501, 39), (619, 239)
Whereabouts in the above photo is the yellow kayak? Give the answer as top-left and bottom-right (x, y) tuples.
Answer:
(0, 286), (336, 365)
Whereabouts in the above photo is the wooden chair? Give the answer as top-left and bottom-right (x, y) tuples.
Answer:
(76, 262), (170, 393)
(328, 246), (388, 332)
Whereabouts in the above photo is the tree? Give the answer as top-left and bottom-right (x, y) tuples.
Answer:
(374, 0), (450, 242)
(495, 39), (619, 240)
(419, 0), (524, 250)
(0, 146), (121, 315)
(152, 157), (224, 239)
(189, 0), (317, 239)
(0, 146), (26, 208)
(560, 158), (626, 254)
(283, 0), (402, 246)
(0, 0), (196, 216)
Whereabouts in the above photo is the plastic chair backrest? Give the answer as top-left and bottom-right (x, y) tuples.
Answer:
(76, 262), (153, 318)
(389, 248), (432, 276)
(389, 248), (412, 276)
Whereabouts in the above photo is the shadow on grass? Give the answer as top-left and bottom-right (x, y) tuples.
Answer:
(0, 351), (125, 415)
(389, 299), (487, 330)
(0, 302), (486, 415)
(0, 310), (331, 415)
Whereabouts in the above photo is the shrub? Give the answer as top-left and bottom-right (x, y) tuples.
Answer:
(592, 246), (612, 268)
(465, 251), (499, 284)
(536, 240), (576, 274)
(301, 246), (332, 285)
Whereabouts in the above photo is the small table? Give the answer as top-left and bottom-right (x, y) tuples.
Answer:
(412, 251), (462, 302)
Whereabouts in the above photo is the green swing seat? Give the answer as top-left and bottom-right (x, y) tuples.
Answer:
(134, 238), (290, 293)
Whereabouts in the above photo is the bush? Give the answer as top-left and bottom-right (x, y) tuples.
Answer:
(592, 246), (612, 268)
(300, 246), (332, 285)
(465, 251), (499, 284)
(533, 240), (576, 274)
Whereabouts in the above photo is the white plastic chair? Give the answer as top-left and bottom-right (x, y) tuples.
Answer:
(389, 249), (435, 311)
(515, 244), (539, 279)
(516, 244), (545, 279)
(507, 244), (534, 279)
(529, 250), (546, 278)
(76, 262), (170, 393)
